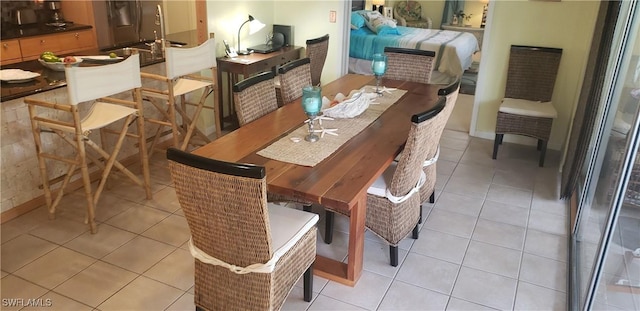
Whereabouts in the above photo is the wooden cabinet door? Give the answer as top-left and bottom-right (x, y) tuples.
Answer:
(20, 34), (62, 60)
(1, 39), (22, 65)
(58, 29), (96, 53)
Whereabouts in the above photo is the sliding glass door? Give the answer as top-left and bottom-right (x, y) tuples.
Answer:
(572, 1), (640, 310)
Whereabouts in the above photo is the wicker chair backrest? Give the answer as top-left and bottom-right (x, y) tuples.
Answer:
(166, 148), (273, 267)
(233, 71), (278, 126)
(505, 45), (562, 102)
(384, 47), (436, 84)
(278, 58), (312, 104)
(306, 34), (329, 86)
(390, 97), (447, 197)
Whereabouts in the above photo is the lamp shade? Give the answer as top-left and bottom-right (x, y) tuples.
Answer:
(248, 17), (265, 35)
(372, 0), (385, 5)
(237, 14), (265, 54)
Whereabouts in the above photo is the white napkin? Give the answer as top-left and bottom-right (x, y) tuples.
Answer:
(321, 88), (376, 118)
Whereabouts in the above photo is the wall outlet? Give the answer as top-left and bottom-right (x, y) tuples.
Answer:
(329, 10), (336, 23)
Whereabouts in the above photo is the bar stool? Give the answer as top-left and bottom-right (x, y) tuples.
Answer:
(141, 38), (219, 154)
(25, 54), (152, 233)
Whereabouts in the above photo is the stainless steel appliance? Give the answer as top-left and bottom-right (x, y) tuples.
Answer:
(44, 1), (64, 23)
(92, 0), (163, 49)
(11, 8), (38, 26)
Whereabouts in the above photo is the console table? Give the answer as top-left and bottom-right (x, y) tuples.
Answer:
(441, 24), (484, 49)
(216, 46), (302, 131)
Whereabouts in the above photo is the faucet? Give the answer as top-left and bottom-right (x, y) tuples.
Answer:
(154, 4), (166, 54)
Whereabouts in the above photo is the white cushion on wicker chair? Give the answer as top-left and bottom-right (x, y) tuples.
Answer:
(268, 203), (319, 261)
(367, 162), (425, 203)
(499, 98), (558, 118)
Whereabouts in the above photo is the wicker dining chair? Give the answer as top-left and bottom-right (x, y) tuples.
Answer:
(24, 54), (152, 234)
(384, 47), (436, 84)
(413, 78), (461, 225)
(306, 34), (329, 86)
(166, 148), (318, 310)
(493, 45), (563, 167)
(233, 71), (279, 127)
(324, 97), (448, 266)
(275, 58), (312, 107)
(140, 38), (218, 154)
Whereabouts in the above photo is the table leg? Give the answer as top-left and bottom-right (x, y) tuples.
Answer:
(313, 195), (365, 287)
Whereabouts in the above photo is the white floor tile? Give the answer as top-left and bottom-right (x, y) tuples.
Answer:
(462, 240), (522, 279)
(451, 267), (517, 310)
(519, 253), (567, 293)
(378, 280), (450, 310)
(321, 270), (393, 310)
(396, 252), (460, 295)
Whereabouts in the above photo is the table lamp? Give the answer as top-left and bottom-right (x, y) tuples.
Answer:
(237, 15), (265, 55)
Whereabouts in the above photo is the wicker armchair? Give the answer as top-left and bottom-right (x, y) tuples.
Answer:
(324, 97), (448, 266)
(305, 34), (329, 86)
(394, 1), (433, 29)
(384, 47), (436, 84)
(166, 148), (318, 310)
(24, 54), (152, 234)
(493, 45), (563, 167)
(275, 58), (312, 107)
(233, 71), (278, 126)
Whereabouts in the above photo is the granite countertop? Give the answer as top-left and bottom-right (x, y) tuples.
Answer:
(0, 30), (201, 102)
(1, 50), (165, 102)
(1, 23), (93, 40)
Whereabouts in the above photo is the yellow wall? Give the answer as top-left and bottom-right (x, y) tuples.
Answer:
(205, 1), (276, 56)
(273, 1), (348, 84)
(473, 0), (600, 150)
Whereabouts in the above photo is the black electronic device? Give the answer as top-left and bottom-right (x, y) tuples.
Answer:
(273, 24), (293, 47)
(248, 44), (277, 54)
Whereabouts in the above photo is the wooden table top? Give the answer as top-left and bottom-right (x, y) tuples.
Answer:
(194, 74), (441, 213)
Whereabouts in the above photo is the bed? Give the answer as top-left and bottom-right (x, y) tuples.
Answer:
(349, 11), (479, 84)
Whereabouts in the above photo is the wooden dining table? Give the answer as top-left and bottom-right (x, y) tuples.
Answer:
(193, 74), (441, 286)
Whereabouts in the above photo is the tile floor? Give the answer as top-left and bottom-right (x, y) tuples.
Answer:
(1, 129), (570, 310)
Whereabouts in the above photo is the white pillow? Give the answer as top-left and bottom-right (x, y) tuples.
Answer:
(364, 11), (399, 35)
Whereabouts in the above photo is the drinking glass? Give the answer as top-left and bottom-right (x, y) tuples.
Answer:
(301, 85), (322, 142)
(371, 53), (387, 96)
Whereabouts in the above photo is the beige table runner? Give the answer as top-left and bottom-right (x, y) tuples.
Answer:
(257, 87), (407, 167)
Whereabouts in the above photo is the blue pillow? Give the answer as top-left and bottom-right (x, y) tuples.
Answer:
(351, 11), (366, 29)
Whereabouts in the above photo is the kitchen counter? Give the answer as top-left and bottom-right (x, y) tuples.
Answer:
(1, 23), (93, 40)
(0, 50), (164, 102)
(0, 30), (200, 102)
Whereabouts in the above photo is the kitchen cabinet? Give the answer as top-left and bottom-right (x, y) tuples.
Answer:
(19, 29), (95, 61)
(1, 39), (22, 65)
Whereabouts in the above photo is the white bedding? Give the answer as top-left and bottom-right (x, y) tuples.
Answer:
(349, 26), (479, 82)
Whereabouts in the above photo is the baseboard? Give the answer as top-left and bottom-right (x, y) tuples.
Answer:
(473, 130), (562, 151)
